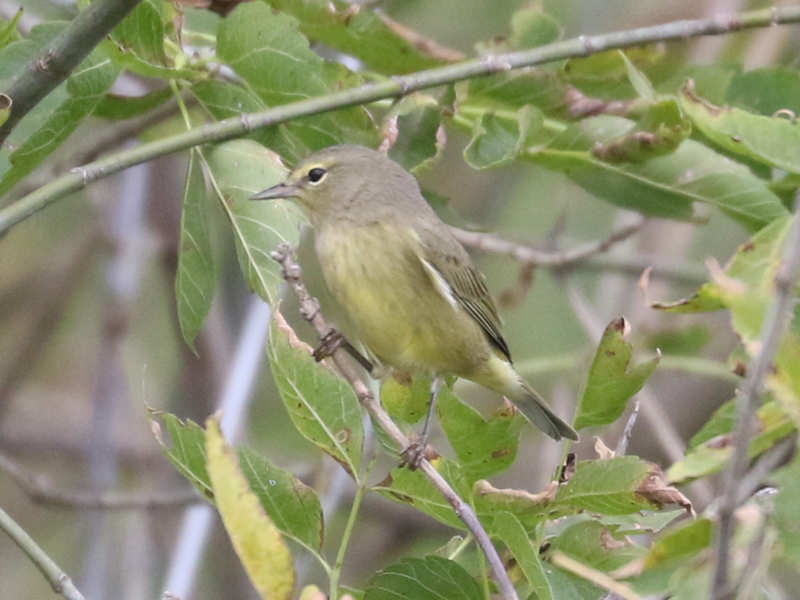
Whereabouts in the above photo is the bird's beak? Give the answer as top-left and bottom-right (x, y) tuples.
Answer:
(251, 182), (298, 200)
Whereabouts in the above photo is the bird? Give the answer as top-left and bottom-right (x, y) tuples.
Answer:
(252, 144), (577, 461)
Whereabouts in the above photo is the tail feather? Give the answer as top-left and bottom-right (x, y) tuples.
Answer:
(513, 381), (579, 441)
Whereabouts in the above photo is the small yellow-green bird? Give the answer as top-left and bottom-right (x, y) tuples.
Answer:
(253, 145), (577, 449)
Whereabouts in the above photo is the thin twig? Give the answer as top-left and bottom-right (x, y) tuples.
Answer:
(4, 6), (800, 234)
(0, 453), (199, 510)
(270, 243), (519, 600)
(734, 435), (796, 507)
(712, 199), (800, 600)
(615, 399), (640, 456)
(451, 218), (645, 269)
(0, 505), (86, 600)
(0, 0), (142, 143)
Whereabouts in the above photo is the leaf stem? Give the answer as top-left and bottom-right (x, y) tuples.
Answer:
(329, 479), (368, 600)
(448, 533), (474, 561)
(4, 5), (800, 235)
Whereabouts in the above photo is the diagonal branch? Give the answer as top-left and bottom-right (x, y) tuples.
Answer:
(0, 505), (85, 600)
(711, 198), (800, 600)
(0, 0), (142, 143)
(450, 217), (645, 269)
(3, 6), (800, 235)
(270, 243), (520, 600)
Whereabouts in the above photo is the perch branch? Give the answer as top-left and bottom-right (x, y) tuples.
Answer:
(0, 0), (142, 143)
(270, 243), (519, 600)
(712, 199), (800, 600)
(0, 505), (86, 600)
(451, 217), (645, 269)
(4, 6), (800, 234)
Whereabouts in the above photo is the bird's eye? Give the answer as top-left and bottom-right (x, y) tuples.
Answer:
(307, 167), (327, 184)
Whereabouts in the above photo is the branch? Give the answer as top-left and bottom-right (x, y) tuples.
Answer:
(3, 6), (800, 234)
(450, 217), (645, 269)
(0, 452), (199, 510)
(0, 505), (86, 600)
(712, 199), (800, 600)
(0, 0), (142, 143)
(270, 244), (520, 600)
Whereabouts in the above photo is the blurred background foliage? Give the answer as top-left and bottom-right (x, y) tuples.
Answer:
(1, 0), (800, 599)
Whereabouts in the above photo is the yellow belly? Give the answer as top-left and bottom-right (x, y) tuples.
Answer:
(315, 223), (491, 376)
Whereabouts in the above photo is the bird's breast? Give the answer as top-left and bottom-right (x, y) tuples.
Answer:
(315, 223), (489, 374)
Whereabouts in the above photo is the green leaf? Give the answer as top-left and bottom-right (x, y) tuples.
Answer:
(364, 556), (482, 600)
(93, 87), (172, 119)
(654, 216), (794, 339)
(464, 105), (541, 169)
(773, 454), (800, 563)
(563, 46), (664, 98)
(555, 457), (654, 514)
(262, 0), (446, 74)
(531, 115), (788, 229)
(111, 0), (167, 67)
(688, 399), (736, 449)
(455, 69), (568, 116)
(509, 6), (561, 49)
(619, 50), (655, 101)
(680, 82), (800, 174)
(206, 417), (294, 600)
(590, 98), (690, 162)
(268, 310), (364, 478)
(203, 140), (303, 304)
(668, 399), (796, 483)
(549, 520), (646, 573)
(380, 375), (431, 425)
(437, 388), (526, 484)
(493, 512), (553, 600)
(574, 318), (659, 430)
(151, 412), (212, 497)
(0, 36), (120, 196)
(386, 93), (444, 174)
(175, 149), (216, 352)
(544, 566), (604, 600)
(0, 9), (22, 49)
(237, 447), (324, 553)
(726, 67), (800, 116)
(216, 2), (377, 153)
(150, 412), (324, 555)
(643, 518), (711, 569)
(374, 458), (468, 529)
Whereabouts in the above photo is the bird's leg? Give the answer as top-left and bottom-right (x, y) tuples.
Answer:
(313, 329), (374, 373)
(401, 375), (444, 470)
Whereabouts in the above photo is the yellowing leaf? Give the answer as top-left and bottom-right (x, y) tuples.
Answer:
(205, 417), (294, 600)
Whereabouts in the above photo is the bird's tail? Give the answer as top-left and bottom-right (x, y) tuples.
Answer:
(511, 379), (579, 442)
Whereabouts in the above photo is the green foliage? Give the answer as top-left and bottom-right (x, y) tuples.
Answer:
(268, 312), (364, 478)
(175, 149), (216, 352)
(0, 23), (120, 196)
(262, 0), (445, 74)
(6, 2), (800, 598)
(364, 556), (482, 600)
(574, 318), (659, 430)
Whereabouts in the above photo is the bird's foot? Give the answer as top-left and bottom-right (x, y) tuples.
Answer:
(312, 329), (375, 373)
(399, 436), (436, 471)
(312, 329), (346, 361)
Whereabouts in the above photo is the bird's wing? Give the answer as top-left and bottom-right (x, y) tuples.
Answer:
(417, 227), (512, 362)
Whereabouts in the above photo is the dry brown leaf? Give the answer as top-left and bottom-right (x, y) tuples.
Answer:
(638, 463), (694, 516)
(475, 479), (558, 504)
(594, 437), (616, 460)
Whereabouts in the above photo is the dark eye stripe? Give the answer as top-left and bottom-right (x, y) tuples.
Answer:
(308, 167), (326, 183)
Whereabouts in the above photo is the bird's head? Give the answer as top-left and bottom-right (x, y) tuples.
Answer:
(251, 144), (415, 226)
